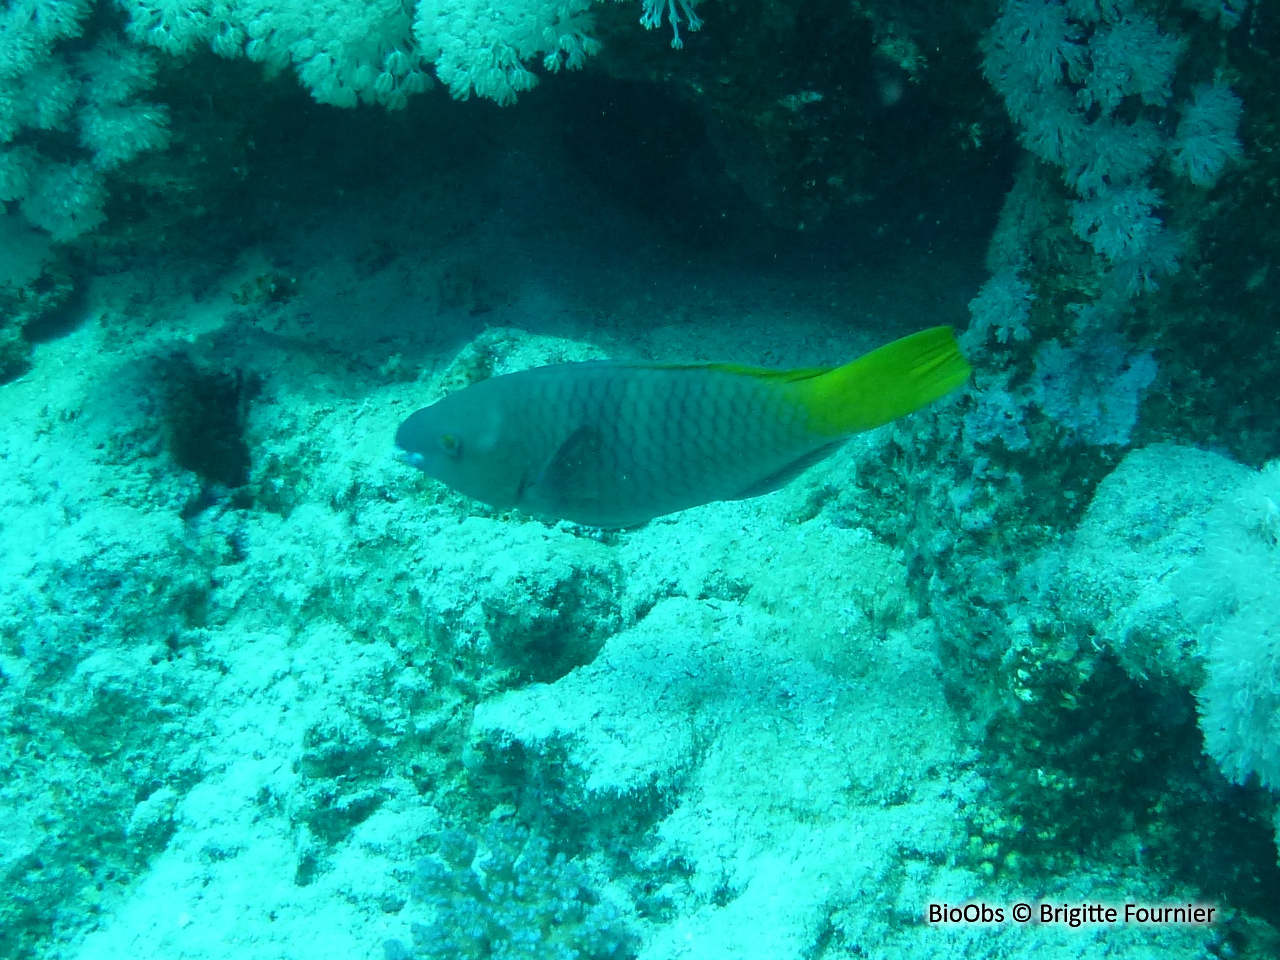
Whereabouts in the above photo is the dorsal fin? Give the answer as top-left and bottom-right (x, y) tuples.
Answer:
(604, 359), (832, 383)
(670, 362), (832, 383)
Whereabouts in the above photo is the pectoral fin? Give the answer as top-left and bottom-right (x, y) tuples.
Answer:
(531, 425), (608, 510)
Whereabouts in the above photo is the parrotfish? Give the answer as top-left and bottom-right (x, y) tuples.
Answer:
(396, 326), (970, 528)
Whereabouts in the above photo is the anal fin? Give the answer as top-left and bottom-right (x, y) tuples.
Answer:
(730, 442), (844, 501)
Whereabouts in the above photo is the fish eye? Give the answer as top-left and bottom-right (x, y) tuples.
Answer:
(440, 433), (462, 458)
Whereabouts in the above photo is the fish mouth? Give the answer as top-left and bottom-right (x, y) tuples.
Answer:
(396, 447), (426, 469)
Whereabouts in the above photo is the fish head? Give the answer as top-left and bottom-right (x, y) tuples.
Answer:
(395, 383), (525, 509)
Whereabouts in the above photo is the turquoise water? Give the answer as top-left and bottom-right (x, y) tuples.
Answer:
(2, 1), (1278, 957)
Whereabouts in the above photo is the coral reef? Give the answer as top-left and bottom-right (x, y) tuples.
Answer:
(2, 1), (1279, 959)
(407, 821), (634, 959)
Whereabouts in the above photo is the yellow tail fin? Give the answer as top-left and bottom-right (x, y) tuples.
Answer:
(797, 326), (971, 437)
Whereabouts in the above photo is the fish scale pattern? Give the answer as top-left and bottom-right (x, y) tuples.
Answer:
(494, 363), (819, 526)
